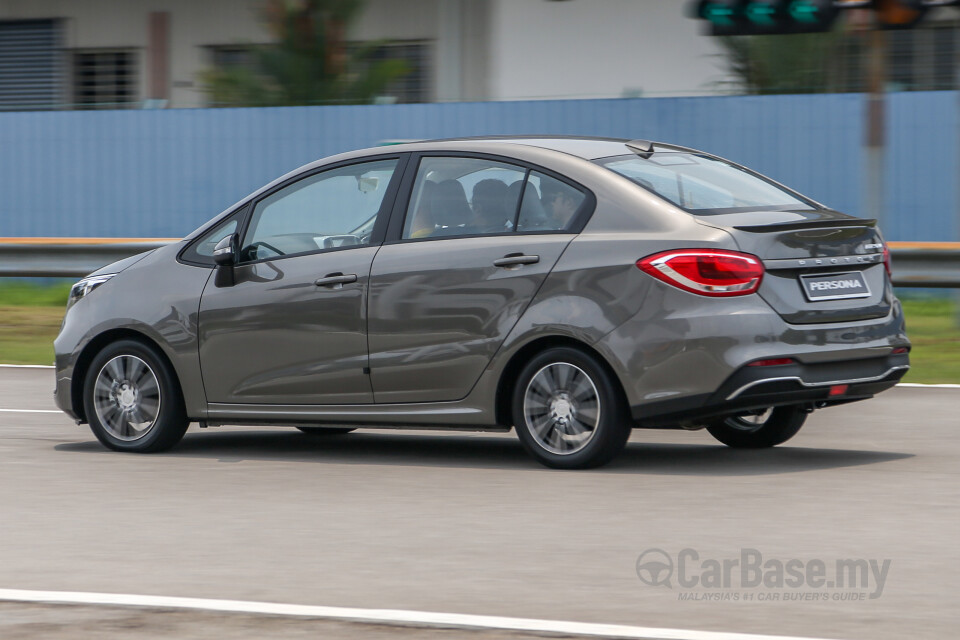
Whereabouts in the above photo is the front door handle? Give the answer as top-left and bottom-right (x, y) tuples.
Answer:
(314, 273), (358, 288)
(493, 254), (540, 268)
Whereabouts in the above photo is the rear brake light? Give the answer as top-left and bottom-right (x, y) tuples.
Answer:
(637, 249), (764, 297)
(747, 358), (796, 367)
(882, 245), (892, 277)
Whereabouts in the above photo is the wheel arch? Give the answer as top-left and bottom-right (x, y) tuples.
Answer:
(71, 329), (184, 424)
(493, 335), (629, 427)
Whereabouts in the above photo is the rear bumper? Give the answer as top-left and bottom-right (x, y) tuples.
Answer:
(633, 353), (909, 427)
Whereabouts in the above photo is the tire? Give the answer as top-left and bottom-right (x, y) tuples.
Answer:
(706, 406), (807, 449)
(83, 339), (189, 453)
(511, 347), (631, 469)
(296, 426), (356, 435)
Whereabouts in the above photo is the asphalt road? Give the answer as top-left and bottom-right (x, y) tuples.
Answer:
(0, 367), (956, 639)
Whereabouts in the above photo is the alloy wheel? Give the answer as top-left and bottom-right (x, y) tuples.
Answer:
(522, 362), (601, 455)
(92, 355), (162, 442)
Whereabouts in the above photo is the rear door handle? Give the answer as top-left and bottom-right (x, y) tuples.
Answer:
(314, 273), (358, 288)
(493, 254), (540, 268)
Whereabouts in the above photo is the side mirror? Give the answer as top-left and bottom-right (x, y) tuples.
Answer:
(213, 234), (238, 287)
(213, 234), (236, 266)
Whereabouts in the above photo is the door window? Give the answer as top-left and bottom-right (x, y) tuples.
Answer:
(516, 171), (586, 232)
(402, 157), (526, 240)
(180, 215), (240, 266)
(241, 158), (398, 262)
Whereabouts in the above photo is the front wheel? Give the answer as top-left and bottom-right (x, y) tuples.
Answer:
(706, 406), (807, 449)
(512, 347), (631, 469)
(83, 339), (189, 453)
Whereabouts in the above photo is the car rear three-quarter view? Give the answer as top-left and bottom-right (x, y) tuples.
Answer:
(53, 136), (910, 469)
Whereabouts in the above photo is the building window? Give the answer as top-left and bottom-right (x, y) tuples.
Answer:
(73, 50), (137, 109)
(208, 40), (430, 105)
(362, 41), (430, 104)
(210, 46), (258, 72)
(0, 19), (62, 111)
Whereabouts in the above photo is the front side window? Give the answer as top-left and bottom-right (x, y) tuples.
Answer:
(402, 157), (526, 240)
(597, 153), (815, 215)
(241, 158), (398, 261)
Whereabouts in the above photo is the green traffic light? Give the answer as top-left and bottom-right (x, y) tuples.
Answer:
(745, 2), (776, 26)
(702, 3), (735, 26)
(788, 0), (819, 23)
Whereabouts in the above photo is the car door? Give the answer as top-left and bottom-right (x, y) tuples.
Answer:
(199, 156), (405, 405)
(366, 155), (592, 403)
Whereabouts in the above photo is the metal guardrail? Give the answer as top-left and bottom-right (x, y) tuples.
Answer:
(886, 243), (960, 288)
(0, 238), (177, 278)
(0, 238), (958, 286)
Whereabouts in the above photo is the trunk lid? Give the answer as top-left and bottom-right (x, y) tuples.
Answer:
(696, 210), (891, 324)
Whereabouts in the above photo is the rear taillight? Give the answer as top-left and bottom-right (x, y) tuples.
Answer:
(637, 249), (764, 297)
(882, 244), (892, 277)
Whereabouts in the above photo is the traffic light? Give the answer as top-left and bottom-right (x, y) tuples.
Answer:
(692, 0), (960, 34)
(874, 0), (926, 28)
(694, 0), (840, 35)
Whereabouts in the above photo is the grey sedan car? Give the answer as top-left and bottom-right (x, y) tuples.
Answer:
(54, 136), (910, 468)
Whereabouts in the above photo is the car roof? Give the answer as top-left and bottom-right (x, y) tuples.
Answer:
(381, 136), (700, 161)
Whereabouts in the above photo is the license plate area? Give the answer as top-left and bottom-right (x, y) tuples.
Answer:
(799, 271), (871, 302)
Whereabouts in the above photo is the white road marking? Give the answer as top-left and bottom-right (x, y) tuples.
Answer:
(0, 364), (54, 369)
(0, 588), (840, 640)
(0, 409), (61, 414)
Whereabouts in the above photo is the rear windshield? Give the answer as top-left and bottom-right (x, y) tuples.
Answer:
(596, 153), (817, 215)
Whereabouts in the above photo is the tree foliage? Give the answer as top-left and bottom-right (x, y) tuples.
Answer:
(714, 32), (841, 95)
(202, 0), (410, 107)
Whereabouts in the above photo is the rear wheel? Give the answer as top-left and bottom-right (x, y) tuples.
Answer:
(296, 427), (356, 435)
(706, 406), (807, 449)
(83, 339), (189, 453)
(512, 347), (630, 469)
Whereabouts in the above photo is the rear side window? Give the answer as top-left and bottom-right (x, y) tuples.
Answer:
(402, 157), (587, 240)
(402, 157), (526, 239)
(517, 172), (585, 232)
(597, 153), (816, 215)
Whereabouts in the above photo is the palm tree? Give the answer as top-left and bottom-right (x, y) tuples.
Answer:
(202, 0), (410, 107)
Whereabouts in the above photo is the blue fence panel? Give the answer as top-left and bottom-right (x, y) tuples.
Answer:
(886, 91), (959, 242)
(0, 92), (955, 240)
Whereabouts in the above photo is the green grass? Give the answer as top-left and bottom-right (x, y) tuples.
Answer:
(0, 283), (958, 382)
(0, 281), (72, 307)
(899, 299), (960, 384)
(0, 305), (64, 365)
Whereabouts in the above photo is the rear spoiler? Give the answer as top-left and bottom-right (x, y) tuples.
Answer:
(733, 218), (877, 233)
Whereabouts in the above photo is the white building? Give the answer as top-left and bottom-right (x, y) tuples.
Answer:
(0, 0), (731, 109)
(0, 0), (956, 110)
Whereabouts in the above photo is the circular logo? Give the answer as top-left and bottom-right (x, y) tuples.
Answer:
(635, 548), (674, 588)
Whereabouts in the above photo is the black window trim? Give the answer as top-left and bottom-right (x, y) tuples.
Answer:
(382, 151), (597, 245)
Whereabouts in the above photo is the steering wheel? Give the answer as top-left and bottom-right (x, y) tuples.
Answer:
(244, 241), (285, 260)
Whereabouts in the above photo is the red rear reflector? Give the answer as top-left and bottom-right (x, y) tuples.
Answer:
(829, 385), (849, 397)
(747, 358), (796, 367)
(891, 347), (908, 355)
(637, 249), (764, 297)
